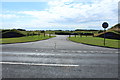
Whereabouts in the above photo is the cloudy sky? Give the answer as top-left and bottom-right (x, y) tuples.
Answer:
(1, 0), (119, 30)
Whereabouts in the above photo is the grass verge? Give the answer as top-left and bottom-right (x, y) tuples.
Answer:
(0, 35), (55, 44)
(68, 36), (120, 48)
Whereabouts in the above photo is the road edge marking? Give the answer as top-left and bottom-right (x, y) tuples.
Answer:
(0, 62), (79, 67)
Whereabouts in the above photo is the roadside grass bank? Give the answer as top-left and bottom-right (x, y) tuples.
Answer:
(0, 35), (55, 44)
(68, 36), (120, 48)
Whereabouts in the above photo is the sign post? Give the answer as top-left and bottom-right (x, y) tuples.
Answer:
(102, 22), (109, 46)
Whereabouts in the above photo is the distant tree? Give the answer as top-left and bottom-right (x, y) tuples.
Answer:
(17, 29), (26, 31)
(2, 29), (11, 33)
(55, 30), (62, 31)
(75, 29), (82, 31)
(65, 30), (69, 31)
(41, 30), (45, 33)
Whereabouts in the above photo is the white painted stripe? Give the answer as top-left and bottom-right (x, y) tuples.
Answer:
(0, 62), (79, 67)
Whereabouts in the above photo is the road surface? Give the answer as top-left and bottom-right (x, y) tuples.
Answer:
(1, 35), (118, 78)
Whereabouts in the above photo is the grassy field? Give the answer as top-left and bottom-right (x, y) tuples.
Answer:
(69, 36), (119, 48)
(0, 35), (55, 44)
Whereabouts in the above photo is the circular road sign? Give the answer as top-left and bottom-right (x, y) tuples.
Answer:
(102, 22), (109, 28)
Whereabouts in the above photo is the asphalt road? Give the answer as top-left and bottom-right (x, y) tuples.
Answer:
(1, 35), (118, 78)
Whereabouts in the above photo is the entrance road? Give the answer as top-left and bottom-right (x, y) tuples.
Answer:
(1, 35), (118, 78)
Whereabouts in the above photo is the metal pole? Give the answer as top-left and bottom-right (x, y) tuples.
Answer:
(69, 35), (71, 37)
(102, 22), (108, 46)
(32, 32), (34, 37)
(80, 34), (82, 37)
(49, 34), (51, 37)
(39, 32), (40, 36)
(27, 32), (29, 37)
(104, 28), (106, 46)
(44, 32), (45, 37)
(75, 35), (76, 37)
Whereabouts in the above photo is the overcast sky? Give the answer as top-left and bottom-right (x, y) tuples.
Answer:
(1, 0), (119, 30)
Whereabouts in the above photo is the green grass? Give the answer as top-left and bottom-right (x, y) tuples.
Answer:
(69, 36), (120, 48)
(0, 35), (55, 44)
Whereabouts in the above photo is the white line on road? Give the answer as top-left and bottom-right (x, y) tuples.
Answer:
(0, 62), (79, 67)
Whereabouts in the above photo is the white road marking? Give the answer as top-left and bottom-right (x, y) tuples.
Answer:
(0, 62), (79, 67)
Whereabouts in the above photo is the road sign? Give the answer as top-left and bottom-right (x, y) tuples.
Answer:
(102, 22), (109, 28)
(102, 22), (109, 46)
